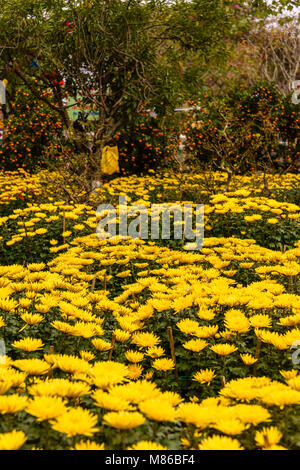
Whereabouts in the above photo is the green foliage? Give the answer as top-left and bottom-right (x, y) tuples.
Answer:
(115, 113), (181, 176)
(183, 83), (300, 173)
(0, 88), (64, 172)
(0, 0), (266, 175)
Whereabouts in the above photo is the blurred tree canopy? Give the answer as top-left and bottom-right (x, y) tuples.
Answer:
(0, 0), (298, 181)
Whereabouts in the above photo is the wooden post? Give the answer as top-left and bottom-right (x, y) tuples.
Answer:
(167, 326), (178, 381)
(47, 346), (54, 377)
(62, 210), (66, 244)
(253, 338), (262, 376)
(91, 274), (97, 291)
(108, 334), (116, 361)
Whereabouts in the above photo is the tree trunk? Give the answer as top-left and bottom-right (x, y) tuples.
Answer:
(90, 142), (104, 193)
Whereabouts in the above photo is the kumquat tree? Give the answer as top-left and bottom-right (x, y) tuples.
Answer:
(0, 0), (299, 454)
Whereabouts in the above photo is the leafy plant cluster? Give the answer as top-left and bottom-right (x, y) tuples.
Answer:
(183, 83), (300, 174)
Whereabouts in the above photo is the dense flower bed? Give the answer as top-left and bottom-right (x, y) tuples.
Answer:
(0, 169), (299, 450)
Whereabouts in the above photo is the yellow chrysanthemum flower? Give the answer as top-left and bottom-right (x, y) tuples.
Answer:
(54, 355), (91, 375)
(176, 403), (212, 428)
(91, 338), (112, 352)
(177, 318), (200, 335)
(183, 339), (208, 352)
(0, 298), (17, 312)
(128, 364), (143, 380)
(13, 359), (50, 375)
(139, 398), (177, 422)
(199, 435), (244, 450)
(210, 343), (238, 356)
(0, 430), (27, 450)
(128, 441), (168, 450)
(260, 388), (300, 407)
(213, 419), (248, 435)
(240, 353), (258, 365)
(0, 394), (28, 414)
(92, 390), (131, 411)
(146, 346), (165, 358)
(250, 314), (272, 329)
(26, 396), (67, 421)
(12, 337), (44, 352)
(109, 380), (160, 404)
(79, 351), (95, 362)
(90, 361), (129, 389)
(152, 358), (175, 372)
(0, 367), (27, 388)
(29, 378), (91, 398)
(51, 407), (99, 437)
(20, 314), (44, 328)
(0, 382), (12, 395)
(113, 329), (131, 343)
(103, 411), (145, 429)
(131, 332), (160, 348)
(280, 370), (298, 381)
(224, 310), (250, 333)
(72, 440), (105, 450)
(255, 427), (282, 448)
(125, 350), (144, 363)
(193, 369), (216, 385)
